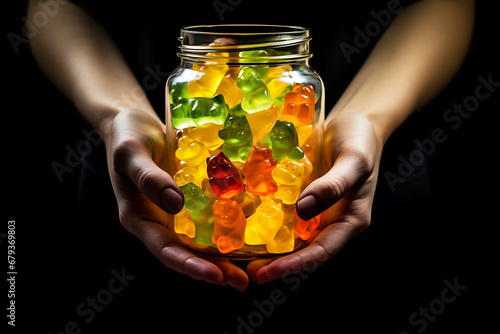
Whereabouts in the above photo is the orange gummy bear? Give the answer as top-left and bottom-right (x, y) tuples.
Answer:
(212, 199), (246, 253)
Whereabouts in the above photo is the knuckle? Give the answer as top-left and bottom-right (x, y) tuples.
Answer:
(324, 174), (349, 199)
(134, 165), (156, 191)
(346, 143), (374, 175)
(112, 138), (140, 171)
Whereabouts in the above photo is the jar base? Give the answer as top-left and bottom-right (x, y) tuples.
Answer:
(176, 234), (308, 261)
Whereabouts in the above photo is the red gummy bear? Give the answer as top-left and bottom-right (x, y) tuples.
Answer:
(243, 145), (278, 196)
(207, 152), (244, 199)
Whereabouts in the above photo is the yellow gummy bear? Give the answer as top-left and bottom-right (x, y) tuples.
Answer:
(272, 157), (311, 205)
(246, 104), (279, 145)
(174, 206), (196, 238)
(266, 205), (295, 253)
(265, 65), (293, 99)
(186, 52), (229, 97)
(296, 124), (312, 147)
(245, 198), (284, 245)
(215, 68), (243, 108)
(173, 165), (205, 189)
(175, 134), (210, 178)
(188, 123), (224, 151)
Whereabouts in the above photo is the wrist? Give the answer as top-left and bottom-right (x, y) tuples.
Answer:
(327, 90), (416, 145)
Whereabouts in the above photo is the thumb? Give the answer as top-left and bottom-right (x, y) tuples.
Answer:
(113, 140), (184, 215)
(296, 150), (372, 220)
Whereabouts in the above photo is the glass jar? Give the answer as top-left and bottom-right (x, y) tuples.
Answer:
(165, 24), (324, 260)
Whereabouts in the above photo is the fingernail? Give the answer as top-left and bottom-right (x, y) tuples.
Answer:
(296, 195), (318, 220)
(161, 188), (184, 214)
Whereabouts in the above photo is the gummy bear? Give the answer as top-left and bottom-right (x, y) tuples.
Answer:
(232, 191), (261, 217)
(218, 113), (253, 162)
(246, 104), (279, 145)
(212, 199), (246, 253)
(293, 209), (320, 240)
(169, 81), (194, 106)
(171, 94), (228, 129)
(239, 50), (271, 77)
(243, 145), (278, 196)
(269, 120), (304, 163)
(206, 152), (244, 199)
(175, 135), (210, 177)
(282, 84), (315, 126)
(267, 205), (295, 253)
(265, 65), (293, 100)
(179, 182), (215, 246)
(186, 58), (228, 98)
(174, 206), (196, 239)
(236, 66), (273, 113)
(173, 165), (205, 189)
(245, 198), (284, 245)
(188, 123), (224, 151)
(272, 158), (307, 204)
(214, 68), (244, 108)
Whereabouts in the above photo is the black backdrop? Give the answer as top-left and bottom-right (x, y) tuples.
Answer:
(4, 1), (499, 333)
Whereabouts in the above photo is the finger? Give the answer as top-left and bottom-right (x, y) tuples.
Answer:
(200, 255), (250, 291)
(113, 140), (184, 214)
(246, 259), (274, 281)
(129, 220), (225, 285)
(254, 222), (356, 284)
(296, 149), (372, 220)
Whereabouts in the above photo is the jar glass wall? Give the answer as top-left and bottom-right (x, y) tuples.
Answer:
(165, 25), (324, 259)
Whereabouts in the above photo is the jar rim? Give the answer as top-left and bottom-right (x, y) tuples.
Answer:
(181, 24), (308, 36)
(178, 24), (312, 63)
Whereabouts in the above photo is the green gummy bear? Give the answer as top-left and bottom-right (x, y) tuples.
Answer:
(218, 113), (253, 162)
(269, 120), (304, 163)
(239, 50), (270, 77)
(179, 182), (215, 246)
(169, 82), (194, 106)
(171, 94), (228, 129)
(228, 103), (246, 116)
(236, 66), (273, 113)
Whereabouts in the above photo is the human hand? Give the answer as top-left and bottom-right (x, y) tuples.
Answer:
(106, 108), (249, 290)
(247, 112), (383, 283)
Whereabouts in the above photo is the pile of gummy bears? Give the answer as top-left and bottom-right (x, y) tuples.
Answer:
(170, 53), (321, 254)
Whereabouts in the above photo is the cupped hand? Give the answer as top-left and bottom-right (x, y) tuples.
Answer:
(247, 112), (383, 284)
(105, 108), (249, 290)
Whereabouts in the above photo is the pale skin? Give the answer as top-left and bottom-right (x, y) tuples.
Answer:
(28, 0), (475, 290)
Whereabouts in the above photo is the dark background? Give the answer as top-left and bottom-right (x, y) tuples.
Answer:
(4, 1), (499, 333)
